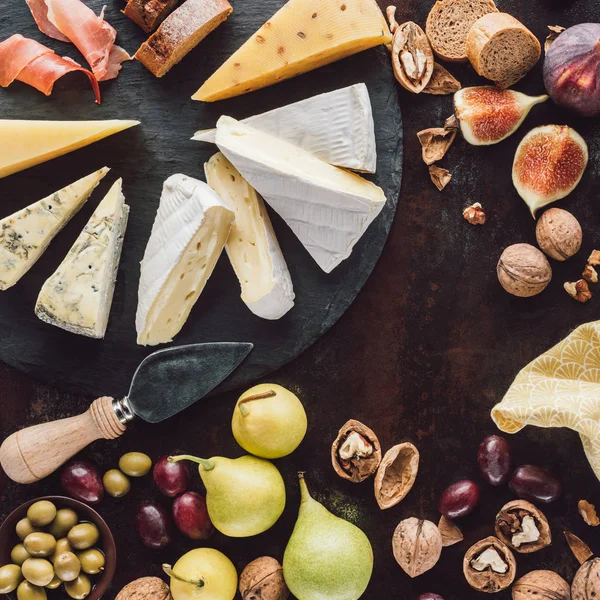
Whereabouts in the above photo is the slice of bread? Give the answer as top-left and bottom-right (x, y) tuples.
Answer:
(123, 0), (180, 33)
(135, 0), (233, 78)
(467, 13), (541, 88)
(426, 0), (498, 62)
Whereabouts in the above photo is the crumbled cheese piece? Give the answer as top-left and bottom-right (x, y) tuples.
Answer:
(471, 548), (508, 574)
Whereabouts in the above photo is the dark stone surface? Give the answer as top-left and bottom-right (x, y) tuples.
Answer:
(2, 1), (600, 600)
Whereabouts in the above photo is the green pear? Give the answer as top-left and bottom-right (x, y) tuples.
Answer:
(283, 473), (373, 600)
(169, 455), (285, 537)
(232, 383), (307, 458)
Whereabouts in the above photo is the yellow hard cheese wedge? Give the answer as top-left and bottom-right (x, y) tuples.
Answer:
(0, 120), (140, 179)
(193, 0), (391, 102)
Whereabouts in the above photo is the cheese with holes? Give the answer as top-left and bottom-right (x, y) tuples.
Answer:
(205, 152), (294, 319)
(193, 84), (377, 173)
(193, 0), (391, 102)
(0, 120), (139, 178)
(0, 167), (109, 290)
(215, 117), (386, 273)
(35, 178), (130, 338)
(136, 174), (234, 346)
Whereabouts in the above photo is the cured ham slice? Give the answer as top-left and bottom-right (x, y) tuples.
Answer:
(25, 0), (70, 42)
(0, 34), (101, 102)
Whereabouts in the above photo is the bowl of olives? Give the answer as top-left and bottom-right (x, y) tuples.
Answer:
(0, 496), (115, 600)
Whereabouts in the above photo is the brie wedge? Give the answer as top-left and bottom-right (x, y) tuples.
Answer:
(35, 178), (130, 339)
(136, 174), (234, 346)
(194, 84), (377, 173)
(205, 152), (294, 320)
(215, 117), (387, 273)
(0, 167), (109, 291)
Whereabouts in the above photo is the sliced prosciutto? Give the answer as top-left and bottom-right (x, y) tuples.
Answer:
(0, 34), (101, 102)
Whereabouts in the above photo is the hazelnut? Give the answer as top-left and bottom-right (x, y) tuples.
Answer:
(513, 570), (570, 600)
(239, 557), (289, 600)
(115, 577), (171, 600)
(463, 203), (486, 225)
(565, 279), (592, 303)
(331, 420), (381, 483)
(536, 208), (582, 261)
(464, 536), (516, 593)
(494, 500), (551, 553)
(497, 244), (552, 297)
(573, 557), (600, 600)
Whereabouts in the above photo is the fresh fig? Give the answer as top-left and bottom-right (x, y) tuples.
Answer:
(512, 125), (588, 216)
(454, 87), (548, 145)
(544, 24), (600, 117)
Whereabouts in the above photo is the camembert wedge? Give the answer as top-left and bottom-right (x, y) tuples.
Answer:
(0, 120), (139, 179)
(205, 152), (295, 320)
(136, 174), (234, 346)
(35, 179), (130, 339)
(194, 84), (377, 173)
(193, 0), (392, 102)
(0, 168), (109, 291)
(215, 117), (387, 273)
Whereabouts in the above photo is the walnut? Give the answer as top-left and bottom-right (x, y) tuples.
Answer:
(588, 250), (600, 266)
(392, 518), (442, 578)
(494, 500), (551, 553)
(115, 577), (171, 600)
(463, 203), (486, 225)
(463, 537), (516, 593)
(374, 442), (419, 509)
(565, 279), (592, 303)
(438, 515), (463, 547)
(573, 557), (600, 600)
(429, 165), (452, 190)
(417, 127), (457, 165)
(564, 530), (594, 565)
(497, 244), (552, 297)
(331, 420), (381, 483)
(239, 557), (289, 600)
(513, 570), (570, 600)
(583, 265), (599, 284)
(536, 208), (582, 261)
(423, 63), (462, 95)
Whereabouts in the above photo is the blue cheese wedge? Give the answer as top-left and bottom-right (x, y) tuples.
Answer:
(205, 152), (295, 320)
(136, 174), (234, 346)
(0, 167), (109, 291)
(35, 179), (129, 339)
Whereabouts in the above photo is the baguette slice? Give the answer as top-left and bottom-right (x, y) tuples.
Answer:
(122, 0), (180, 33)
(135, 0), (232, 78)
(466, 13), (541, 88)
(426, 0), (498, 62)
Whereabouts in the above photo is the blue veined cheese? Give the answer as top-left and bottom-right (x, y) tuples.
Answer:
(35, 178), (129, 339)
(0, 167), (109, 291)
(205, 152), (295, 320)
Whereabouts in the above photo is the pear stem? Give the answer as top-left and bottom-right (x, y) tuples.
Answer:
(298, 471), (311, 502)
(168, 455), (215, 471)
(238, 390), (277, 417)
(162, 564), (205, 588)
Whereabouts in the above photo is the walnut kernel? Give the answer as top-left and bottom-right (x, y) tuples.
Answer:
(583, 265), (598, 284)
(578, 500), (600, 526)
(565, 280), (592, 303)
(463, 203), (486, 225)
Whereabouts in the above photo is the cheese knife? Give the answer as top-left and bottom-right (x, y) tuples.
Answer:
(0, 342), (253, 484)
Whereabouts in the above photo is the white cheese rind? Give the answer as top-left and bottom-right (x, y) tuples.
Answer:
(0, 167), (110, 291)
(215, 117), (387, 273)
(35, 178), (129, 339)
(204, 152), (294, 320)
(193, 84), (377, 173)
(136, 174), (234, 346)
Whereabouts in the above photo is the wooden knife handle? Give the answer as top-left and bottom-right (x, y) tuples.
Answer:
(0, 397), (126, 484)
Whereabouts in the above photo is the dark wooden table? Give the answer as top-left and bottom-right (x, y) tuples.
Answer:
(2, 0), (600, 598)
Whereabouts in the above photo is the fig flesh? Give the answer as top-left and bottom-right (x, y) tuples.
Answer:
(454, 87), (548, 145)
(512, 125), (588, 216)
(544, 23), (600, 117)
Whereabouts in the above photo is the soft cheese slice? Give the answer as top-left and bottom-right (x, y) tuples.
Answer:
(35, 179), (130, 339)
(0, 167), (109, 291)
(193, 84), (377, 173)
(0, 120), (139, 178)
(136, 174), (234, 346)
(215, 117), (387, 273)
(205, 152), (294, 320)
(193, 0), (391, 102)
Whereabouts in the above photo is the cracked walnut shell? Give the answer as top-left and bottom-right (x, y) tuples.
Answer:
(393, 518), (442, 578)
(495, 500), (551, 553)
(331, 420), (382, 483)
(374, 442), (419, 509)
(497, 244), (552, 297)
(513, 570), (571, 600)
(464, 536), (516, 593)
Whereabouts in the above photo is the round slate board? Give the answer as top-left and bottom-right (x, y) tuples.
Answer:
(0, 0), (402, 398)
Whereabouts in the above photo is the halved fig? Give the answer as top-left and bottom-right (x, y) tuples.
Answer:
(513, 125), (588, 216)
(454, 87), (548, 145)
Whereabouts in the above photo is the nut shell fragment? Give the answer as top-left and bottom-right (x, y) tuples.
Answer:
(536, 208), (582, 261)
(572, 557), (600, 599)
(391, 21), (434, 93)
(115, 577), (172, 600)
(374, 442), (419, 509)
(239, 557), (289, 600)
(417, 128), (457, 165)
(513, 570), (571, 600)
(564, 530), (594, 565)
(331, 420), (382, 483)
(393, 518), (442, 578)
(464, 536), (516, 593)
(423, 63), (462, 95)
(545, 26), (565, 53)
(429, 165), (452, 190)
(494, 500), (551, 553)
(438, 515), (463, 547)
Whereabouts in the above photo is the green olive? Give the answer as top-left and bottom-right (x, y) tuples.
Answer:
(67, 524), (99, 550)
(0, 564), (23, 594)
(53, 552), (81, 582)
(21, 558), (55, 587)
(48, 509), (78, 538)
(64, 574), (91, 600)
(11, 543), (32, 566)
(103, 469), (131, 497)
(45, 575), (62, 590)
(16, 580), (47, 600)
(53, 538), (72, 559)
(27, 501), (57, 528)
(78, 548), (105, 575)
(119, 452), (152, 477)
(16, 519), (40, 541)
(24, 532), (56, 557)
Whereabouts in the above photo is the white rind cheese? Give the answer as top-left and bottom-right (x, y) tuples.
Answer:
(0, 167), (110, 291)
(35, 178), (130, 339)
(205, 152), (294, 320)
(215, 117), (387, 273)
(136, 174), (234, 346)
(193, 84), (377, 173)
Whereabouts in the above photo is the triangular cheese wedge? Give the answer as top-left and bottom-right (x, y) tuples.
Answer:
(35, 179), (130, 339)
(0, 120), (139, 178)
(0, 167), (109, 291)
(136, 174), (234, 346)
(193, 0), (391, 102)
(205, 152), (295, 320)
(194, 84), (377, 173)
(215, 117), (386, 273)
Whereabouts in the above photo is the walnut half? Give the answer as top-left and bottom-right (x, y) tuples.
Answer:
(331, 420), (381, 483)
(494, 500), (551, 553)
(464, 537), (516, 593)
